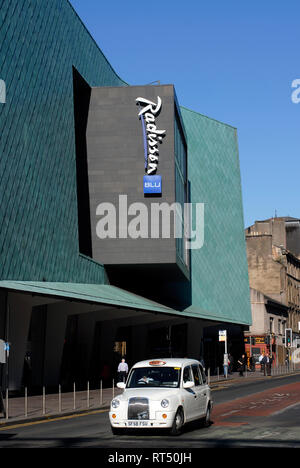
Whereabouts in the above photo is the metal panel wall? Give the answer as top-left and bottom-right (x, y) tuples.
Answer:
(180, 107), (252, 325)
(0, 0), (125, 283)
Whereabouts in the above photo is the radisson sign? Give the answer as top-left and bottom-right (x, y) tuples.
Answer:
(136, 96), (166, 194)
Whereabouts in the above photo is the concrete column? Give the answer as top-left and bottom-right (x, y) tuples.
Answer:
(7, 292), (32, 391)
(187, 319), (204, 359)
(44, 302), (68, 387)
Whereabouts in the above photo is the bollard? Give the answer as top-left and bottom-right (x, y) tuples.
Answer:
(73, 382), (76, 410)
(58, 384), (62, 412)
(207, 368), (210, 385)
(100, 380), (103, 406)
(25, 387), (27, 417)
(87, 381), (90, 408)
(5, 388), (8, 420)
(42, 386), (46, 415)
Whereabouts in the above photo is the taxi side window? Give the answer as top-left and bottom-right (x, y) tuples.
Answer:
(199, 365), (206, 384)
(183, 366), (192, 383)
(191, 364), (202, 386)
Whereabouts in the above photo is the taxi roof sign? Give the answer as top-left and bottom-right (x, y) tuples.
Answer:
(149, 360), (166, 366)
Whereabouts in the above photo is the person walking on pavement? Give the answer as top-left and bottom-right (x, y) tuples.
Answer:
(223, 354), (229, 378)
(237, 354), (246, 376)
(228, 354), (234, 374)
(264, 351), (273, 376)
(249, 356), (255, 372)
(259, 351), (265, 374)
(117, 357), (128, 383)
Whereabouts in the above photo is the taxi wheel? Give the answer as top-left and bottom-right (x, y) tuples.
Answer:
(202, 403), (211, 427)
(170, 407), (184, 436)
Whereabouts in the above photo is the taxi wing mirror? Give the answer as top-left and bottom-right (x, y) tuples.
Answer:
(183, 381), (194, 389)
(117, 382), (126, 389)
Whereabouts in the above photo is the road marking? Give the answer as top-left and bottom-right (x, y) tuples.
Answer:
(212, 381), (300, 426)
(220, 409), (239, 417)
(212, 385), (232, 391)
(271, 401), (300, 417)
(0, 408), (109, 431)
(254, 430), (280, 439)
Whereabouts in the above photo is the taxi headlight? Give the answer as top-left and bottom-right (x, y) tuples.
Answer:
(161, 399), (169, 408)
(111, 399), (120, 409)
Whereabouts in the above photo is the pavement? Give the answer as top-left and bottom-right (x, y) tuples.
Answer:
(0, 368), (299, 427)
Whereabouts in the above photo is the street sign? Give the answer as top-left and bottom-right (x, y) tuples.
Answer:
(219, 330), (227, 342)
(0, 340), (6, 364)
(219, 330), (228, 378)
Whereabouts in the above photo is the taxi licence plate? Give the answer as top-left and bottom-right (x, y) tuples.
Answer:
(127, 421), (149, 427)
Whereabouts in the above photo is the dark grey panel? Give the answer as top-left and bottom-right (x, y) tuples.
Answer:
(86, 85), (180, 267)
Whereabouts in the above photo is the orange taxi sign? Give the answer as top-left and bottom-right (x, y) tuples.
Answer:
(149, 360), (166, 366)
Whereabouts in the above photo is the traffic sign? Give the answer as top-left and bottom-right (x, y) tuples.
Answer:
(219, 330), (227, 342)
(0, 340), (6, 364)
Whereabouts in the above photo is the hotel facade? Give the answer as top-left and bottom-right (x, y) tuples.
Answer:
(0, 0), (251, 391)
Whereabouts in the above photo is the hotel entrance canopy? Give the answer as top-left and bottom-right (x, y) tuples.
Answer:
(0, 281), (247, 324)
(0, 281), (184, 317)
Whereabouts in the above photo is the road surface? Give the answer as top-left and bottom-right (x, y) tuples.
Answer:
(0, 373), (299, 449)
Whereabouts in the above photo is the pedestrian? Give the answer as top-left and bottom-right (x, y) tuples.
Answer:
(259, 351), (265, 374)
(228, 354), (234, 374)
(117, 357), (128, 383)
(264, 352), (273, 376)
(223, 354), (229, 378)
(285, 354), (290, 371)
(237, 354), (246, 376)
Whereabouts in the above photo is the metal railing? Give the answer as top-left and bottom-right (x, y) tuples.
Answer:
(1, 364), (300, 421)
(1, 379), (119, 421)
(206, 362), (300, 384)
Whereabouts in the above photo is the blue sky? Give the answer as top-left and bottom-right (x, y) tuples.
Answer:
(70, 0), (299, 227)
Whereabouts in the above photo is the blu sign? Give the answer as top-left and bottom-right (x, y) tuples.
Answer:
(143, 175), (162, 194)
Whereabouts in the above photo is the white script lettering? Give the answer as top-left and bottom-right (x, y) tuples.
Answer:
(136, 96), (166, 174)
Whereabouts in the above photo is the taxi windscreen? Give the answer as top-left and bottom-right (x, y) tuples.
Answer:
(126, 367), (181, 388)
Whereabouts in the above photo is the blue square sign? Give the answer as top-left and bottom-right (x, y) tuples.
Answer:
(143, 175), (162, 194)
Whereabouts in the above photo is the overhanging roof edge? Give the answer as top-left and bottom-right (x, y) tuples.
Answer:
(0, 281), (249, 324)
(0, 281), (173, 313)
(0, 281), (192, 319)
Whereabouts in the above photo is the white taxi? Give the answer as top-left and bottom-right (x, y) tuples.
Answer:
(109, 358), (212, 435)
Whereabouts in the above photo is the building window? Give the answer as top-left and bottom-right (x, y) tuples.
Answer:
(73, 67), (93, 257)
(174, 109), (188, 267)
(282, 320), (286, 335)
(114, 341), (127, 356)
(269, 317), (274, 334)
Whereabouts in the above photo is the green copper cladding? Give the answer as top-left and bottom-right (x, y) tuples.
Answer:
(0, 0), (251, 325)
(0, 281), (179, 316)
(0, 0), (125, 283)
(180, 107), (251, 325)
